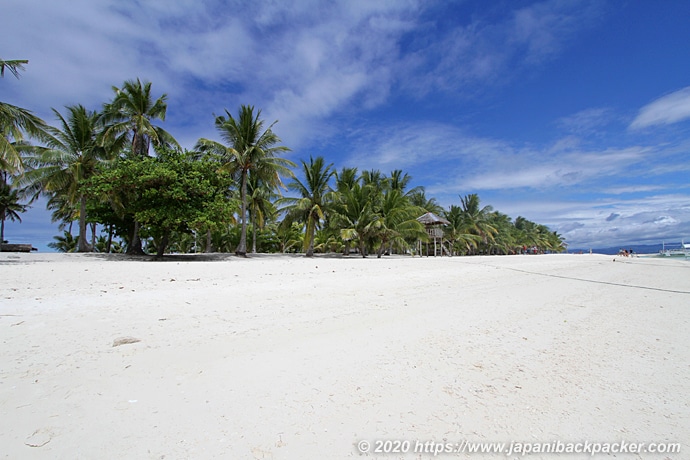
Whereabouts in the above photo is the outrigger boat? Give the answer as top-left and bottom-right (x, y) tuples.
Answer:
(660, 240), (690, 257)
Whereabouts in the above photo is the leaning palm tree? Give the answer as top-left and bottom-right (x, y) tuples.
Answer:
(101, 78), (178, 157)
(196, 105), (293, 256)
(27, 105), (112, 252)
(279, 156), (334, 257)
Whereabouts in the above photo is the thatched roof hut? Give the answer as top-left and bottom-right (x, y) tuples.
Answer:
(416, 212), (450, 226)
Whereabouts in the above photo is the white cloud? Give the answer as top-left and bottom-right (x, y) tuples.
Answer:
(557, 107), (615, 134)
(630, 86), (690, 129)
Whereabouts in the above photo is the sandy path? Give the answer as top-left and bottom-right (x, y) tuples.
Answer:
(1, 253), (688, 459)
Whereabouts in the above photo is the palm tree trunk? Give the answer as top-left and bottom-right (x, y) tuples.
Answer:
(77, 195), (91, 252)
(236, 170), (248, 256)
(377, 239), (387, 258)
(305, 216), (315, 257)
(252, 218), (257, 253)
(90, 222), (96, 252)
(1, 210), (5, 246)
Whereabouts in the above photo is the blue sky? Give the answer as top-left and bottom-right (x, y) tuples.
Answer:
(3, 0), (690, 251)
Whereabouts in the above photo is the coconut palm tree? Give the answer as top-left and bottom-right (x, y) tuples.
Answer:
(0, 59), (28, 79)
(374, 188), (425, 258)
(101, 78), (178, 157)
(28, 105), (111, 252)
(247, 173), (278, 253)
(1, 59), (48, 175)
(334, 166), (359, 193)
(196, 105), (293, 256)
(0, 181), (27, 244)
(486, 211), (516, 254)
(442, 204), (481, 255)
(459, 193), (497, 254)
(48, 230), (77, 252)
(332, 182), (381, 258)
(100, 79), (179, 254)
(279, 156), (334, 257)
(409, 189), (444, 215)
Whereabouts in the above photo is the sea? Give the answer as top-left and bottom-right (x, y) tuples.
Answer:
(569, 242), (687, 256)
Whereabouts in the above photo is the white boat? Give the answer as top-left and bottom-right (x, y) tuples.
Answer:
(660, 240), (690, 257)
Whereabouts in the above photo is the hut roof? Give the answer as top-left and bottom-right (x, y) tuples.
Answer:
(416, 212), (450, 226)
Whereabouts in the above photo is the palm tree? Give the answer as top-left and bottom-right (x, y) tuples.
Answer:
(1, 58), (48, 175)
(100, 79), (179, 254)
(0, 181), (27, 244)
(48, 230), (77, 252)
(334, 166), (359, 193)
(196, 105), (293, 256)
(486, 211), (516, 254)
(459, 193), (497, 254)
(247, 173), (278, 253)
(29, 105), (111, 252)
(101, 79), (178, 157)
(389, 169), (423, 196)
(442, 205), (481, 255)
(374, 188), (425, 258)
(409, 189), (444, 215)
(279, 156), (334, 257)
(0, 59), (28, 79)
(332, 182), (380, 258)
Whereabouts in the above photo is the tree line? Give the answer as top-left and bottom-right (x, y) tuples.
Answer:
(1, 59), (565, 257)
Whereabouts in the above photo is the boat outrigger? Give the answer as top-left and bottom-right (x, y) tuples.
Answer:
(660, 240), (690, 257)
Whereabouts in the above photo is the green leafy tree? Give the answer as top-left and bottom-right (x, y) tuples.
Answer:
(196, 105), (293, 256)
(83, 149), (233, 256)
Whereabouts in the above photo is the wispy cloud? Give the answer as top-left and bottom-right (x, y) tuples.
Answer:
(630, 86), (690, 129)
(400, 0), (603, 96)
(557, 107), (615, 134)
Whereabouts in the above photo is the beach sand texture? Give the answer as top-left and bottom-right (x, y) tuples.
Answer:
(1, 253), (688, 459)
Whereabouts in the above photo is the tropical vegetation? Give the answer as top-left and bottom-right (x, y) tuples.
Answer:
(2, 62), (565, 256)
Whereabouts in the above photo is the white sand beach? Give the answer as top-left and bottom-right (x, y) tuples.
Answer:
(1, 253), (689, 459)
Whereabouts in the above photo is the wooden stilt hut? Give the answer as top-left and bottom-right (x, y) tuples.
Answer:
(416, 212), (450, 256)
